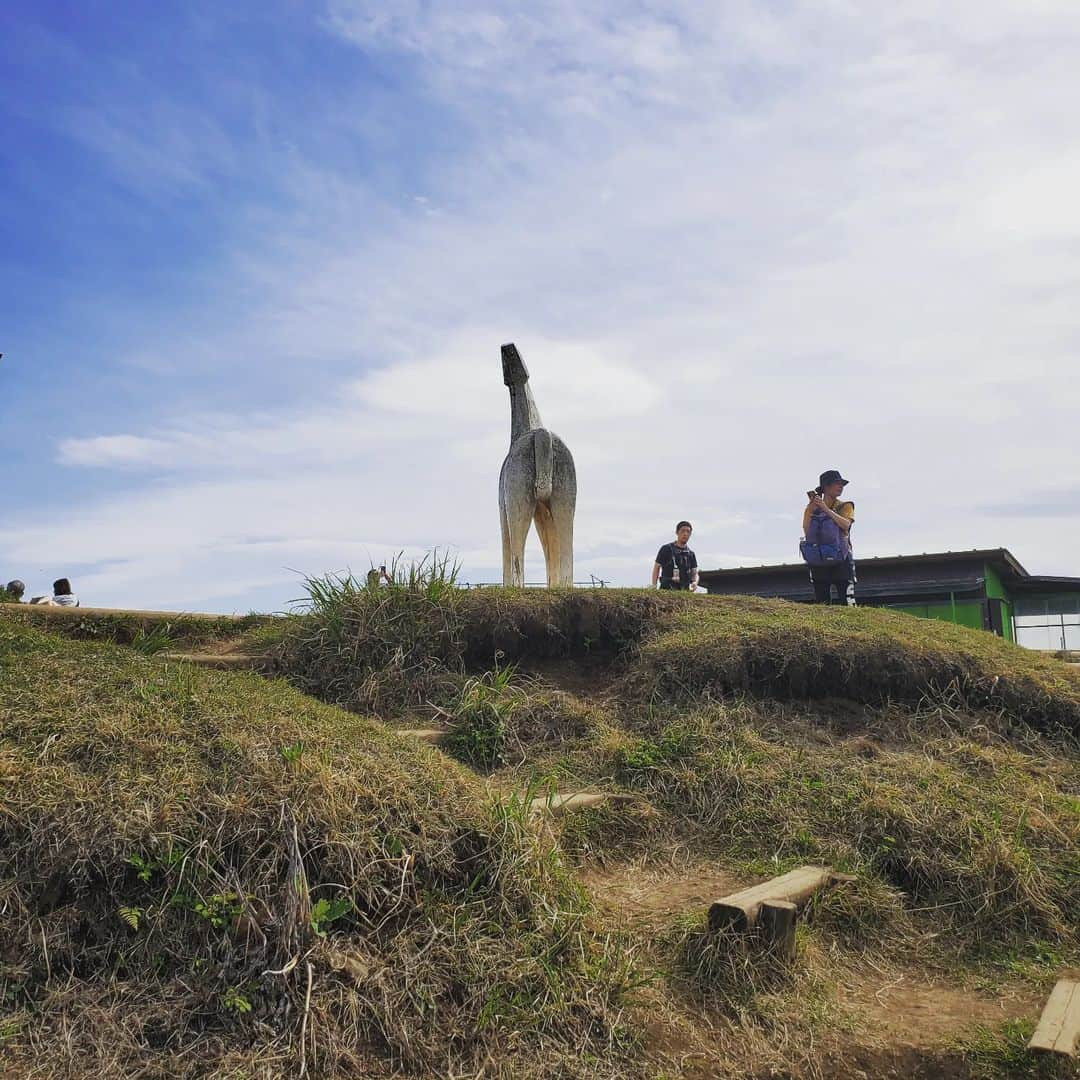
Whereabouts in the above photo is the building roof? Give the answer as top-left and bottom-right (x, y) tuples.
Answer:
(699, 548), (1030, 583)
(1013, 575), (1080, 595)
(699, 548), (1080, 600)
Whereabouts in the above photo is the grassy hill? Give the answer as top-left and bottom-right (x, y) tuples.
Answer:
(3, 589), (1078, 1078)
(0, 616), (632, 1079)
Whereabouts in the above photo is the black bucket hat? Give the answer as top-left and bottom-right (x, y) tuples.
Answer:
(819, 469), (849, 487)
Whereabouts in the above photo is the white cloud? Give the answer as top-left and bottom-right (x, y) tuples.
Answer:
(978, 155), (1080, 236)
(6, 0), (1080, 609)
(58, 435), (173, 468)
(353, 335), (658, 422)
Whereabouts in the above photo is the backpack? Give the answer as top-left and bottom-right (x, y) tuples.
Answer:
(799, 507), (850, 566)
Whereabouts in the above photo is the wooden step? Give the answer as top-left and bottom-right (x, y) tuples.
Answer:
(759, 899), (798, 959)
(160, 652), (265, 670)
(1029, 979), (1080, 1057)
(708, 865), (845, 932)
(394, 728), (451, 746)
(528, 791), (636, 818)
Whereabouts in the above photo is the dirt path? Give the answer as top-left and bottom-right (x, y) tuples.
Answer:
(581, 860), (744, 930)
(837, 970), (1039, 1050)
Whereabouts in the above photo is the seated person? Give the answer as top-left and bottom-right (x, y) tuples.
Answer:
(49, 578), (80, 607)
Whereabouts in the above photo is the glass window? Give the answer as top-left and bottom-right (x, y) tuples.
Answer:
(1015, 610), (1080, 650)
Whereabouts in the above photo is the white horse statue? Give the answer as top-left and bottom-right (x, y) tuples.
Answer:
(498, 343), (577, 587)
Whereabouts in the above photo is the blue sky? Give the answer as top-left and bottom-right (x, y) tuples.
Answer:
(3, 1), (1079, 611)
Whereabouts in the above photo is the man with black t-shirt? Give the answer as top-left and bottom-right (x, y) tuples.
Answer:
(652, 521), (699, 591)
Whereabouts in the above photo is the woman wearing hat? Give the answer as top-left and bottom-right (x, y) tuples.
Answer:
(802, 470), (855, 605)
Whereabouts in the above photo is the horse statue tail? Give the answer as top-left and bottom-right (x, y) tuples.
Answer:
(534, 429), (553, 503)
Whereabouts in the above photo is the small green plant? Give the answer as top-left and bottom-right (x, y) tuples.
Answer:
(279, 740), (304, 764)
(118, 906), (143, 930)
(127, 854), (156, 882)
(617, 723), (700, 772)
(310, 895), (353, 937)
(447, 666), (521, 769)
(188, 891), (246, 929)
(0, 1016), (24, 1045)
(221, 985), (253, 1015)
(127, 847), (184, 882)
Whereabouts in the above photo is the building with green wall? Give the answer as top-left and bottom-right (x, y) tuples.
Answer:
(699, 549), (1080, 650)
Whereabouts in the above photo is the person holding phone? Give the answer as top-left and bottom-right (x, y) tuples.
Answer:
(802, 471), (855, 605)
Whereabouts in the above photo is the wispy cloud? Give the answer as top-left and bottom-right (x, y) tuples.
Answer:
(63, 102), (240, 196)
(978, 490), (1080, 519)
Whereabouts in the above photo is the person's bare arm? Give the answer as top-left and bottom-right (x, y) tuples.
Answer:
(809, 496), (853, 532)
(651, 562), (661, 587)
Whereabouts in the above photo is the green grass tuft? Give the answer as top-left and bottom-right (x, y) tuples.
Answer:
(268, 554), (468, 714)
(445, 665), (522, 769)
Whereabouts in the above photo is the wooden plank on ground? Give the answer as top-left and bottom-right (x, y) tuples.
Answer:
(1028, 979), (1080, 1057)
(160, 652), (264, 670)
(394, 729), (451, 746)
(759, 899), (797, 959)
(708, 865), (834, 932)
(528, 792), (636, 818)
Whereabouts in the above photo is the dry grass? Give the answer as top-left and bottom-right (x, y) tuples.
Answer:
(268, 583), (668, 718)
(0, 602), (268, 649)
(951, 1019), (1080, 1079)
(0, 619), (638, 1079)
(7, 586), (1080, 1078)
(419, 598), (1080, 1074)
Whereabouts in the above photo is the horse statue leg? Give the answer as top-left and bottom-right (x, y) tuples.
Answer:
(500, 447), (536, 587)
(533, 439), (576, 588)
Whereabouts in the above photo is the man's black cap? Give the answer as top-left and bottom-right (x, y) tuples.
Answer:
(819, 469), (849, 487)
